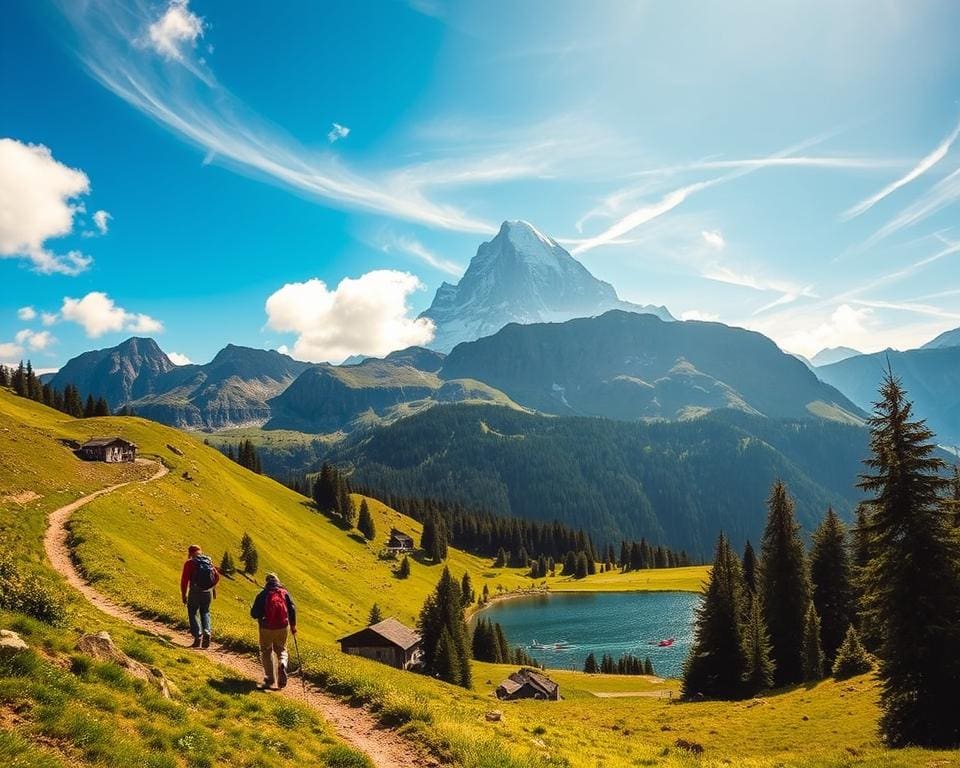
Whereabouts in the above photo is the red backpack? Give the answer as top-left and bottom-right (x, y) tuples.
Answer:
(263, 588), (289, 628)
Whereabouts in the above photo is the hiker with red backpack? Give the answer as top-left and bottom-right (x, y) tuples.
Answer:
(250, 572), (297, 690)
(180, 544), (220, 648)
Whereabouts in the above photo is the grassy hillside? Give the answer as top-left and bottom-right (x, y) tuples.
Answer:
(3, 389), (954, 767)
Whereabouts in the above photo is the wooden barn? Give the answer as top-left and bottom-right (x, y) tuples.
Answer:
(78, 437), (137, 463)
(385, 528), (414, 554)
(495, 668), (561, 701)
(338, 618), (422, 670)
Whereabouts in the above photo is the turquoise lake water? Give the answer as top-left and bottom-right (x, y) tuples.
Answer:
(477, 591), (699, 679)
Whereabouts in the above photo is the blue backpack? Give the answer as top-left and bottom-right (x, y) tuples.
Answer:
(191, 555), (218, 591)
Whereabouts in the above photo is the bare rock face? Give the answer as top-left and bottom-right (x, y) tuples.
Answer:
(0, 629), (29, 655)
(75, 631), (175, 699)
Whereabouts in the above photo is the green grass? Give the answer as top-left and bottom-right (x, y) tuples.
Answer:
(3, 388), (957, 767)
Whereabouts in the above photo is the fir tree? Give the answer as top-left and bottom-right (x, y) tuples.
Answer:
(831, 625), (873, 680)
(368, 603), (384, 625)
(493, 547), (507, 568)
(337, 476), (354, 526)
(643, 657), (654, 675)
(950, 465), (960, 528)
(397, 555), (411, 579)
(0, 364), (8, 387)
(682, 533), (750, 699)
(857, 370), (960, 747)
(11, 362), (26, 396)
(416, 567), (471, 688)
(744, 597), (774, 693)
(742, 540), (757, 594)
(760, 480), (811, 686)
(810, 507), (855, 663)
(219, 550), (236, 577)
(357, 499), (376, 540)
(239, 532), (259, 576)
(461, 571), (474, 606)
(494, 622), (509, 664)
(313, 463), (337, 514)
(575, 552), (589, 579)
(93, 396), (110, 417)
(584, 652), (598, 673)
(84, 394), (96, 418)
(802, 603), (825, 681)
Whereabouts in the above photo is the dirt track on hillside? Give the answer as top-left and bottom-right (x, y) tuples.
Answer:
(43, 459), (436, 768)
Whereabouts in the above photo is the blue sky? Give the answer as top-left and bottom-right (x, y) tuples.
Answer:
(2, 0), (960, 368)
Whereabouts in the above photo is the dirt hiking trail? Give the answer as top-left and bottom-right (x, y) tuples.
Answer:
(43, 458), (437, 768)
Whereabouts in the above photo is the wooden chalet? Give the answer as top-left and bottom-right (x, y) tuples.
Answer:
(495, 668), (560, 701)
(78, 437), (137, 463)
(385, 528), (414, 554)
(338, 618), (422, 670)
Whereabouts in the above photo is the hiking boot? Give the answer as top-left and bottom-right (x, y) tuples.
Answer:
(189, 637), (202, 648)
(277, 663), (288, 689)
(258, 679), (275, 691)
(201, 633), (211, 649)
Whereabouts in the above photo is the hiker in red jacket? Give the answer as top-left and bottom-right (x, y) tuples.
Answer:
(180, 545), (220, 648)
(250, 572), (297, 689)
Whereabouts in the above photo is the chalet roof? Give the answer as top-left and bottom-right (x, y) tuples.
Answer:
(81, 437), (136, 448)
(497, 679), (522, 695)
(338, 618), (421, 651)
(505, 668), (558, 695)
(388, 529), (413, 542)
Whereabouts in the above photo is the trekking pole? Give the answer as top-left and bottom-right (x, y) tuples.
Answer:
(293, 632), (306, 696)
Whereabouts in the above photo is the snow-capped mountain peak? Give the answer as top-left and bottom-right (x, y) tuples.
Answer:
(419, 220), (672, 351)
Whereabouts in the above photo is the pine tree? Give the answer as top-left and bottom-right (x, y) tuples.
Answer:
(584, 652), (598, 673)
(239, 533), (259, 575)
(12, 362), (26, 396)
(760, 480), (811, 686)
(357, 499), (376, 540)
(0, 364), (8, 387)
(858, 370), (960, 747)
(368, 603), (384, 625)
(84, 394), (96, 418)
(831, 625), (873, 680)
(337, 477), (354, 526)
(851, 503), (877, 649)
(742, 540), (757, 594)
(416, 567), (471, 688)
(802, 603), (825, 681)
(397, 555), (411, 579)
(219, 550), (236, 576)
(575, 552), (589, 579)
(494, 622), (509, 664)
(744, 597), (774, 693)
(93, 396), (110, 417)
(810, 507), (855, 663)
(682, 533), (749, 699)
(461, 571), (474, 606)
(313, 463), (337, 514)
(493, 547), (507, 568)
(950, 465), (960, 528)
(643, 657), (654, 675)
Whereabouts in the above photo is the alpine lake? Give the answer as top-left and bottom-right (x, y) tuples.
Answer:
(476, 591), (699, 679)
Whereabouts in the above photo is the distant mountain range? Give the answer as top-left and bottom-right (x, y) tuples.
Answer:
(419, 220), (672, 351)
(922, 326), (960, 350)
(810, 346), (863, 367)
(817, 346), (960, 447)
(50, 338), (309, 429)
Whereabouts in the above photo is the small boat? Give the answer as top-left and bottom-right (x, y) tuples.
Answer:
(554, 641), (570, 649)
(530, 639), (548, 650)
(657, 637), (676, 648)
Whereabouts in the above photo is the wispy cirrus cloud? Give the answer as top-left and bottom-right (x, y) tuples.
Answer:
(57, 0), (498, 234)
(841, 117), (960, 221)
(378, 232), (464, 277)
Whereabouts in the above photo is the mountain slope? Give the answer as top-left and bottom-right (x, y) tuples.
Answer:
(922, 326), (960, 349)
(440, 310), (864, 423)
(419, 220), (672, 351)
(48, 336), (175, 406)
(811, 346), (862, 367)
(817, 346), (960, 446)
(335, 403), (870, 555)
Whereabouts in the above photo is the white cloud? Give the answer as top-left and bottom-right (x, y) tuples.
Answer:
(41, 312), (59, 326)
(701, 229), (725, 250)
(327, 123), (350, 143)
(60, 292), (164, 338)
(0, 342), (24, 359)
(841, 116), (960, 221)
(17, 306), (37, 321)
(680, 310), (720, 322)
(145, 0), (204, 61)
(859, 166), (960, 250)
(265, 270), (435, 362)
(0, 138), (94, 274)
(15, 329), (56, 351)
(92, 209), (111, 234)
(379, 233), (464, 277)
(771, 304), (874, 358)
(167, 351), (192, 365)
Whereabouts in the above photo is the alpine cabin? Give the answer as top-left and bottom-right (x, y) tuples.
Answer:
(495, 668), (561, 701)
(78, 437), (137, 463)
(385, 528), (414, 554)
(338, 618), (422, 670)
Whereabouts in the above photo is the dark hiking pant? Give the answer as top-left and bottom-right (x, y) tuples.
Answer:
(187, 590), (212, 638)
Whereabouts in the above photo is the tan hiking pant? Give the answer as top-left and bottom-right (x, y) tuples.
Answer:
(259, 626), (288, 684)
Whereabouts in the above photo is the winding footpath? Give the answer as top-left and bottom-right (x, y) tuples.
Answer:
(43, 459), (434, 768)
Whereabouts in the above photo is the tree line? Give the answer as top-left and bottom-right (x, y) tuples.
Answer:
(584, 652), (655, 676)
(1, 361), (110, 418)
(682, 371), (960, 749)
(218, 440), (263, 474)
